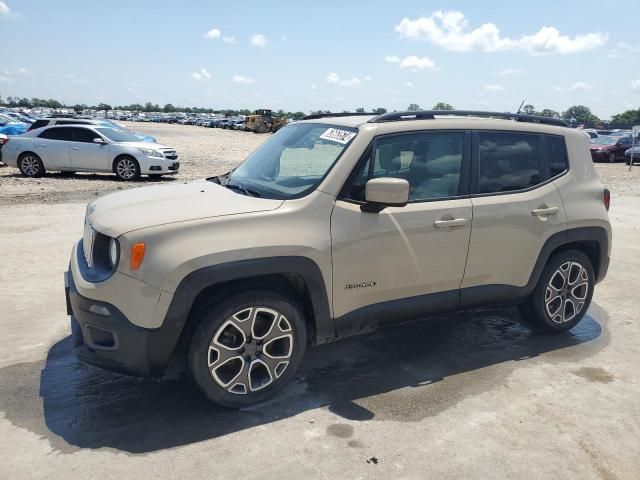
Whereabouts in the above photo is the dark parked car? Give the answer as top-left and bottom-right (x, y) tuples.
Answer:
(589, 136), (633, 163)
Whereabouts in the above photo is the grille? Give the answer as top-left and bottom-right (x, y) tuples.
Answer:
(82, 220), (96, 268)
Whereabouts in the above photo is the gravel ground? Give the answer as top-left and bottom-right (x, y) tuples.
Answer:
(0, 122), (638, 204)
(0, 122), (270, 205)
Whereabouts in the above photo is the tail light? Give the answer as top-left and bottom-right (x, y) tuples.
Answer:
(603, 188), (610, 211)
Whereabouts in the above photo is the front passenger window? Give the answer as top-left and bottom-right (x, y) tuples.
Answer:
(344, 132), (464, 202)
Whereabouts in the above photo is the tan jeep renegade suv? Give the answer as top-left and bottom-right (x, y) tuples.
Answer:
(65, 110), (611, 408)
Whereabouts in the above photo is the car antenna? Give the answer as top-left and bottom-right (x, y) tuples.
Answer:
(516, 100), (525, 114)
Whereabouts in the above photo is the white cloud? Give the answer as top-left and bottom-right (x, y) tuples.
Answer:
(72, 77), (91, 86)
(204, 28), (221, 39)
(630, 80), (640, 91)
(0, 75), (13, 83)
(311, 84), (317, 90)
(396, 10), (607, 55)
(484, 84), (503, 92)
(552, 86), (562, 93)
(223, 36), (236, 44)
(2, 67), (28, 76)
(326, 72), (340, 84)
(325, 72), (362, 87)
(192, 68), (212, 81)
(364, 75), (372, 82)
(251, 34), (267, 47)
(568, 81), (593, 91)
(0, 1), (9, 16)
(399, 55), (435, 70)
(385, 55), (401, 63)
(233, 74), (255, 85)
(405, 81), (415, 88)
(497, 68), (524, 75)
(339, 77), (361, 87)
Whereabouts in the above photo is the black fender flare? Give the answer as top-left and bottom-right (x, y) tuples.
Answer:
(162, 256), (334, 349)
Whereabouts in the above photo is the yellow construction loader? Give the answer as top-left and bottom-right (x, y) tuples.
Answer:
(245, 109), (287, 133)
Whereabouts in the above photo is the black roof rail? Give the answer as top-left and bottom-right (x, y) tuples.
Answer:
(301, 112), (377, 120)
(368, 110), (569, 127)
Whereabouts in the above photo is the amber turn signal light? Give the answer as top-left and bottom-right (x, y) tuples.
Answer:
(130, 243), (146, 270)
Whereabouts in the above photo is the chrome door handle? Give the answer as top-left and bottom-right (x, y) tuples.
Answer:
(72, 147), (80, 150)
(532, 207), (559, 216)
(434, 218), (467, 228)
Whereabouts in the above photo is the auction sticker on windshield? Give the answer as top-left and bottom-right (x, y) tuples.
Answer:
(320, 128), (357, 144)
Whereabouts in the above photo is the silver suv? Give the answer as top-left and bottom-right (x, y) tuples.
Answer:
(65, 110), (611, 408)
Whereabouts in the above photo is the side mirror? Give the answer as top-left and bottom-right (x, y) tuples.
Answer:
(93, 137), (106, 144)
(361, 177), (410, 213)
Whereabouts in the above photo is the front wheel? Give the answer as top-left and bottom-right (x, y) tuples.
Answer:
(114, 156), (140, 181)
(18, 153), (45, 177)
(188, 289), (307, 408)
(518, 250), (594, 333)
(608, 152), (616, 163)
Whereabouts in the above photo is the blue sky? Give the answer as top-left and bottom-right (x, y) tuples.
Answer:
(1, 0), (639, 117)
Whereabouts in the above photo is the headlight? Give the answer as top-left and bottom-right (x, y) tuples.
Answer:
(139, 148), (163, 158)
(109, 238), (119, 268)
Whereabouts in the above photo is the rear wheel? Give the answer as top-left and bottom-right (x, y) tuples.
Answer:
(114, 156), (140, 181)
(18, 153), (45, 177)
(188, 289), (307, 408)
(519, 250), (594, 333)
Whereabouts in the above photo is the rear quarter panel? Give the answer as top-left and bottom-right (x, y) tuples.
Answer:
(554, 130), (612, 256)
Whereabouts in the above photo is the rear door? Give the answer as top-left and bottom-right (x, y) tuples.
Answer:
(460, 131), (568, 306)
(69, 127), (110, 171)
(35, 127), (72, 169)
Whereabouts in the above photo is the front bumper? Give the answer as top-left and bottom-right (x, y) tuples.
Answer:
(589, 150), (609, 161)
(66, 269), (181, 377)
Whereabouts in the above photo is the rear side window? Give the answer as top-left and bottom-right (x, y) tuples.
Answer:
(547, 135), (568, 177)
(31, 120), (49, 130)
(477, 132), (542, 194)
(38, 127), (73, 141)
(71, 127), (99, 143)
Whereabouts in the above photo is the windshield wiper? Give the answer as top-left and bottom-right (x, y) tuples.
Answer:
(225, 183), (262, 197)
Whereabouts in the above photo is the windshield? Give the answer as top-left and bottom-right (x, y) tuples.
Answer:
(591, 137), (618, 145)
(95, 127), (141, 143)
(222, 123), (357, 199)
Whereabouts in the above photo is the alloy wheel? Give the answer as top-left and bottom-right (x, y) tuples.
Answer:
(207, 307), (294, 395)
(544, 261), (589, 324)
(116, 158), (136, 179)
(21, 156), (40, 176)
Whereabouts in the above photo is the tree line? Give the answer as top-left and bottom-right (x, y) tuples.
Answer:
(1, 95), (638, 126)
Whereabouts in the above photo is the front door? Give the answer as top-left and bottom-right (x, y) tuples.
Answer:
(69, 127), (110, 171)
(331, 130), (472, 327)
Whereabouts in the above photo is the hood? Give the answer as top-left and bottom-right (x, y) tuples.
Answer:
(116, 141), (172, 150)
(87, 180), (284, 237)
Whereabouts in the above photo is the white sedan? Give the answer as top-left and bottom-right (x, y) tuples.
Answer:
(2, 124), (179, 180)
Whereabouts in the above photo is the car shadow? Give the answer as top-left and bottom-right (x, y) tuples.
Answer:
(0, 306), (606, 454)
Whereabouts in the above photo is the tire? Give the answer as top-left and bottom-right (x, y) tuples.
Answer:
(518, 249), (594, 333)
(114, 156), (140, 181)
(188, 289), (307, 408)
(18, 153), (45, 178)
(608, 152), (616, 163)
